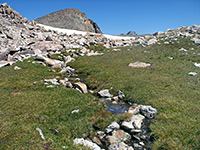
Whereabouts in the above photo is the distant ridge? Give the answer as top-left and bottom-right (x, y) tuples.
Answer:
(35, 8), (102, 33)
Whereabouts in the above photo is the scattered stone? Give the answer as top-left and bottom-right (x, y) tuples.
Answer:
(36, 127), (45, 140)
(131, 114), (145, 129)
(112, 96), (119, 102)
(11, 92), (21, 95)
(134, 143), (143, 149)
(44, 78), (59, 85)
(92, 137), (102, 147)
(105, 122), (120, 134)
(35, 55), (64, 68)
(128, 62), (151, 68)
(73, 138), (101, 150)
(128, 104), (141, 115)
(108, 142), (134, 150)
(98, 89), (113, 98)
(179, 48), (187, 52)
(66, 82), (73, 88)
(140, 105), (157, 119)
(46, 85), (55, 88)
(194, 62), (200, 68)
(117, 90), (125, 100)
(188, 72), (197, 76)
(14, 66), (21, 70)
(59, 78), (69, 86)
(121, 121), (134, 130)
(97, 131), (106, 140)
(74, 82), (88, 93)
(168, 56), (174, 60)
(71, 109), (80, 114)
(106, 130), (131, 144)
(86, 51), (103, 56)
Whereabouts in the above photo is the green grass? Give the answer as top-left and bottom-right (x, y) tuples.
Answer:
(69, 38), (200, 150)
(0, 59), (128, 149)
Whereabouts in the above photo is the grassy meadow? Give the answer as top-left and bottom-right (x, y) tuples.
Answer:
(0, 37), (200, 149)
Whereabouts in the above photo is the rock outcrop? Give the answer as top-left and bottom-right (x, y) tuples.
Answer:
(35, 8), (102, 33)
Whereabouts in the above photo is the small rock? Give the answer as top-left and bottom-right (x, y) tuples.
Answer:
(108, 142), (134, 150)
(66, 82), (73, 88)
(11, 92), (21, 95)
(134, 143), (143, 149)
(179, 48), (187, 52)
(128, 104), (141, 115)
(46, 85), (54, 88)
(131, 114), (145, 129)
(168, 56), (174, 60)
(106, 130), (131, 144)
(74, 82), (88, 93)
(121, 121), (134, 130)
(128, 62), (151, 68)
(71, 109), (79, 114)
(92, 137), (102, 146)
(140, 105), (157, 119)
(112, 96), (119, 102)
(188, 72), (197, 76)
(194, 62), (200, 68)
(117, 90), (125, 100)
(14, 66), (21, 70)
(73, 138), (101, 150)
(98, 89), (113, 98)
(105, 122), (120, 134)
(44, 78), (59, 85)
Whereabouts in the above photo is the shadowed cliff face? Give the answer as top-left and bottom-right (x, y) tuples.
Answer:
(35, 8), (102, 33)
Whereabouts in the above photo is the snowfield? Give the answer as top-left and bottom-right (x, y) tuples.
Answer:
(37, 24), (135, 40)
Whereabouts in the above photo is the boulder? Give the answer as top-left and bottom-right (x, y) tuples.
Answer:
(105, 122), (120, 134)
(121, 121), (134, 130)
(128, 62), (151, 68)
(98, 89), (113, 98)
(140, 105), (157, 119)
(131, 114), (145, 129)
(74, 82), (88, 93)
(128, 104), (141, 115)
(35, 55), (63, 68)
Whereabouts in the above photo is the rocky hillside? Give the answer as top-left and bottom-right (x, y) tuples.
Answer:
(35, 8), (102, 33)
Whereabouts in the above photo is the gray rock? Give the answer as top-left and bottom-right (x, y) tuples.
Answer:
(73, 138), (102, 150)
(108, 142), (134, 150)
(74, 82), (88, 94)
(106, 130), (131, 144)
(105, 122), (120, 134)
(140, 105), (157, 118)
(44, 78), (59, 85)
(14, 66), (21, 70)
(35, 55), (63, 68)
(117, 90), (125, 100)
(66, 82), (73, 88)
(188, 72), (197, 76)
(128, 62), (151, 68)
(98, 89), (113, 98)
(121, 121), (134, 130)
(131, 114), (145, 129)
(128, 104), (141, 115)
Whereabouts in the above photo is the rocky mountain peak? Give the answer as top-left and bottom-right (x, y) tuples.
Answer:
(35, 8), (102, 33)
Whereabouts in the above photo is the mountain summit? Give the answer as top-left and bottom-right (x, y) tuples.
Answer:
(35, 8), (102, 33)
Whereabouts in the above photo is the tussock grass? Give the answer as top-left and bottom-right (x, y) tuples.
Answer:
(69, 38), (200, 149)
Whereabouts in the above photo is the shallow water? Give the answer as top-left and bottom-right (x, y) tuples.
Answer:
(106, 104), (128, 114)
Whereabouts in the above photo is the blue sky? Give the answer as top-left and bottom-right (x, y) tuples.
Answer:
(2, 0), (200, 35)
